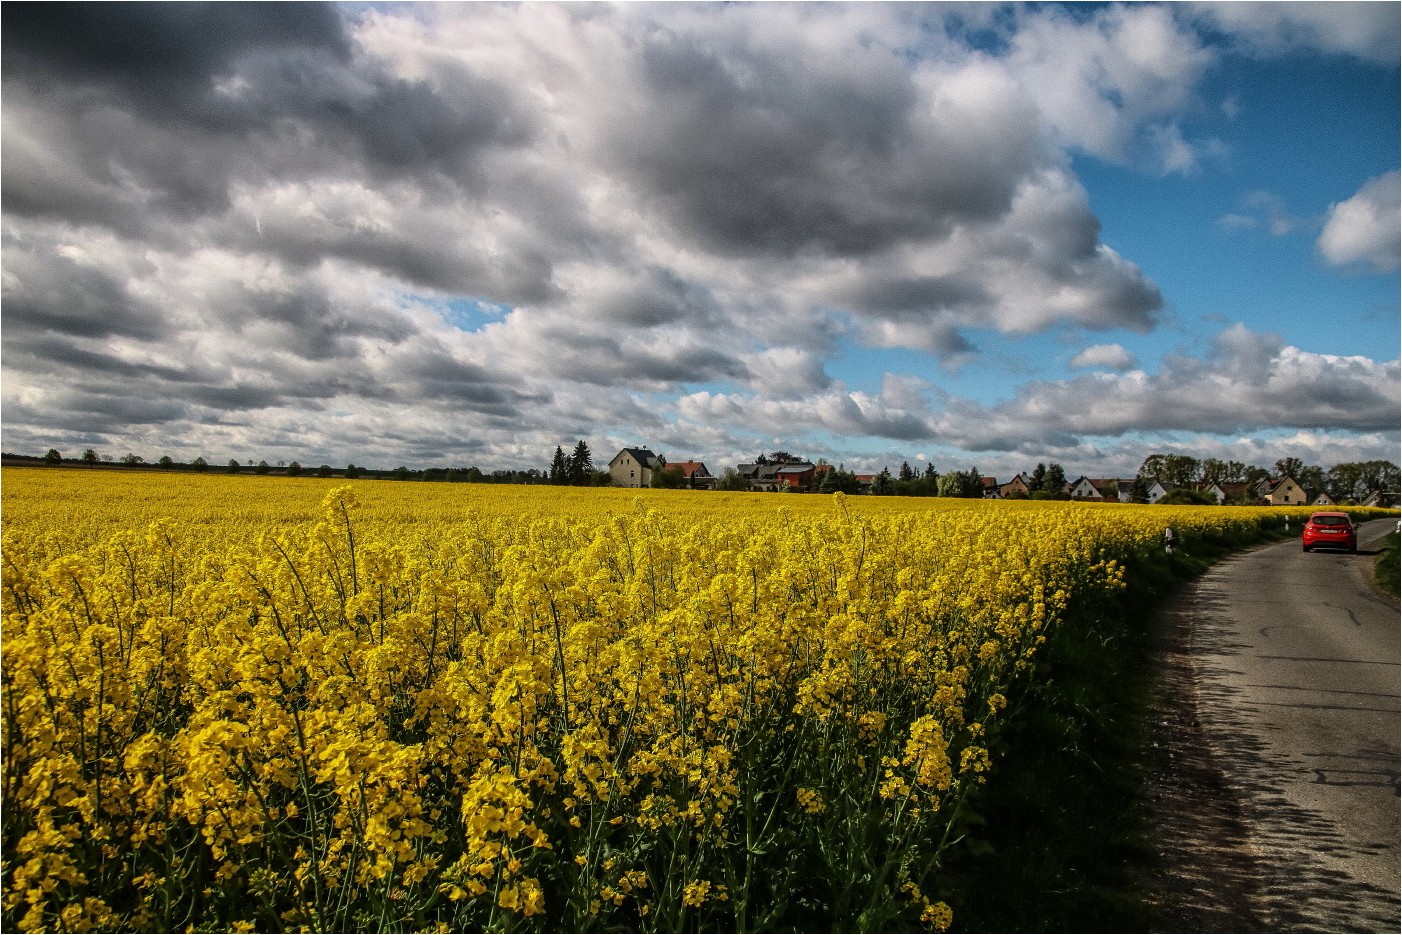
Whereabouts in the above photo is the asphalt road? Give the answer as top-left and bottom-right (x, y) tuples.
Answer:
(1179, 517), (1400, 932)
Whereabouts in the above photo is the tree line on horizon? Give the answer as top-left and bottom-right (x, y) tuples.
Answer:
(20, 445), (1400, 504)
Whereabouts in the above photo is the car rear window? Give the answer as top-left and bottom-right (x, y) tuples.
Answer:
(1311, 516), (1351, 527)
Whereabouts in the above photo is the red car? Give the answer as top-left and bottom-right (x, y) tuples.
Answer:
(1301, 512), (1357, 553)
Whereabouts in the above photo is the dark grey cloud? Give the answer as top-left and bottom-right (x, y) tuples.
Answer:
(224, 286), (417, 362)
(7, 335), (194, 383)
(539, 327), (749, 389)
(1, 2), (351, 98)
(842, 275), (995, 322)
(3, 1), (541, 246)
(610, 23), (1040, 259)
(1, 243), (165, 340)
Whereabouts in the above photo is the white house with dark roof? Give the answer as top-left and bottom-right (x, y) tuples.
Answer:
(609, 448), (664, 488)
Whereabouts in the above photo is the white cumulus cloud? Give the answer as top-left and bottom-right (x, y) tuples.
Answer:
(1070, 343), (1136, 371)
(1318, 171), (1400, 271)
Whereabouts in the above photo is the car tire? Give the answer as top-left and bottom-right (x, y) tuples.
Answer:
(1302, 544), (1311, 552)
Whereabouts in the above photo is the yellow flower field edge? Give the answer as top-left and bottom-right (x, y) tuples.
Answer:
(2, 472), (1392, 932)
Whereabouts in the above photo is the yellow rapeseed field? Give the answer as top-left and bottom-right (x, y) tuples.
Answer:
(0, 469), (1375, 932)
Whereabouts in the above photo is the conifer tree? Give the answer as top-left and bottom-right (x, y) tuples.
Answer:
(568, 440), (592, 486)
(550, 446), (569, 485)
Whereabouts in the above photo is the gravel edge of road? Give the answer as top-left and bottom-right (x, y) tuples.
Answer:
(1139, 565), (1273, 933)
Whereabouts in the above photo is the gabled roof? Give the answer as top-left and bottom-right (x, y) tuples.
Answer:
(673, 460), (709, 478)
(776, 463), (816, 475)
(615, 447), (662, 468)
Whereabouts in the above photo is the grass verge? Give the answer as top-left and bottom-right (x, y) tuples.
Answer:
(1374, 530), (1399, 597)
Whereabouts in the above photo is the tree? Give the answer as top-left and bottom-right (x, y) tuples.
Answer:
(568, 440), (592, 486)
(898, 461), (914, 482)
(317, 464), (334, 478)
(1274, 457), (1305, 480)
(256, 460), (271, 475)
(227, 459), (241, 474)
(1137, 452), (1198, 489)
(1159, 487), (1215, 506)
(963, 467), (987, 498)
(713, 468), (751, 492)
(1029, 463), (1047, 491)
(871, 469), (895, 495)
(43, 449), (61, 466)
(393, 466), (410, 481)
(1136, 454), (1164, 483)
(1296, 464), (1326, 496)
(286, 461), (302, 477)
(651, 464), (686, 489)
(1043, 463), (1068, 496)
(1162, 455), (1199, 490)
(192, 456), (208, 472)
(158, 455), (175, 470)
(549, 446), (570, 484)
(121, 453), (144, 465)
(1198, 458), (1229, 485)
(937, 471), (964, 497)
(937, 468), (983, 498)
(1358, 460), (1399, 497)
(82, 448), (99, 467)
(768, 451), (801, 464)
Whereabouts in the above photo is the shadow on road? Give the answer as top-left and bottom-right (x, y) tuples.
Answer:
(1175, 569), (1400, 933)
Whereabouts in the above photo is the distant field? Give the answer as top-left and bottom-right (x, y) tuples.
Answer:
(3, 468), (1389, 932)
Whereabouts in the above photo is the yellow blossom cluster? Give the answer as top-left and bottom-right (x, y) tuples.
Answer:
(2, 469), (1377, 932)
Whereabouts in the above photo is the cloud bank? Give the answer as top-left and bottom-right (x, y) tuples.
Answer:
(2, 3), (1395, 475)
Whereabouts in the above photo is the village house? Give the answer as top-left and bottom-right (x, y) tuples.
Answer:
(1194, 481), (1247, 504)
(1362, 489), (1399, 508)
(998, 473), (1031, 498)
(1254, 475), (1307, 505)
(1106, 479), (1136, 502)
(608, 448), (664, 488)
(672, 460), (713, 488)
(775, 462), (819, 491)
(1068, 476), (1102, 500)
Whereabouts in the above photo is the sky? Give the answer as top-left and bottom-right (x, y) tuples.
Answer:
(3, 1), (1399, 479)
